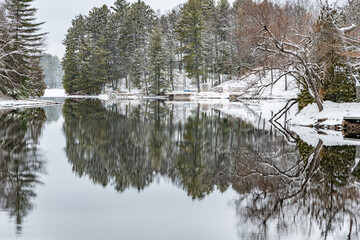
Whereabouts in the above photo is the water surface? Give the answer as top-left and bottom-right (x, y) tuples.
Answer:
(0, 99), (359, 240)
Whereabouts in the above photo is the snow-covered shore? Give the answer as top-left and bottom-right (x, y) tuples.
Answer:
(288, 101), (360, 128)
(1, 88), (358, 147)
(0, 99), (61, 109)
(0, 89), (64, 110)
(218, 70), (299, 100)
(211, 100), (360, 147)
(43, 89), (109, 100)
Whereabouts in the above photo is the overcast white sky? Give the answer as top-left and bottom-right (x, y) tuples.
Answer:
(33, 0), (235, 58)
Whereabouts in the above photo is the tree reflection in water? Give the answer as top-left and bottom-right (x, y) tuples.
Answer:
(0, 108), (46, 235)
(62, 99), (250, 199)
(232, 138), (360, 240)
(62, 99), (360, 239)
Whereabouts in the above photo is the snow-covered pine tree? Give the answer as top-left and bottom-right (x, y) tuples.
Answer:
(161, 10), (180, 92)
(177, 0), (205, 93)
(127, 0), (156, 92)
(202, 0), (216, 85)
(63, 6), (112, 95)
(110, 0), (130, 90)
(1, 0), (46, 98)
(80, 36), (109, 95)
(85, 5), (112, 93)
(62, 15), (86, 94)
(148, 23), (168, 95)
(216, 0), (232, 77)
(0, 4), (15, 95)
(112, 0), (132, 91)
(312, 4), (356, 103)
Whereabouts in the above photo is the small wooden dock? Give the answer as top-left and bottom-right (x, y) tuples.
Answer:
(343, 116), (360, 138)
(166, 92), (194, 101)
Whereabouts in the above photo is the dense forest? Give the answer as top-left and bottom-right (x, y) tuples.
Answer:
(0, 0), (46, 99)
(62, 0), (251, 95)
(62, 0), (360, 110)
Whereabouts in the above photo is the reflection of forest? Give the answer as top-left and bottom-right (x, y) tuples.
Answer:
(63, 99), (360, 239)
(63, 99), (289, 199)
(233, 139), (360, 239)
(0, 108), (46, 234)
(44, 104), (63, 123)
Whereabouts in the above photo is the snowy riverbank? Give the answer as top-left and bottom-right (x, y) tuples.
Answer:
(0, 99), (61, 109)
(43, 89), (109, 100)
(0, 89), (65, 110)
(227, 99), (359, 129)
(287, 101), (360, 128)
(210, 100), (360, 147)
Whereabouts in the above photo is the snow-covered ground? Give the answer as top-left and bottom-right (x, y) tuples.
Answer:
(0, 99), (60, 109)
(218, 70), (299, 99)
(43, 88), (109, 100)
(43, 89), (67, 97)
(288, 101), (360, 127)
(0, 89), (111, 110)
(209, 99), (360, 147)
(110, 70), (300, 101)
(288, 125), (357, 147)
(3, 72), (357, 147)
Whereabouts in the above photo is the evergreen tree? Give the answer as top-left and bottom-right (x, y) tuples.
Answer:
(127, 0), (156, 91)
(110, 0), (130, 90)
(78, 36), (109, 95)
(148, 23), (168, 95)
(62, 7), (111, 95)
(161, 10), (180, 91)
(216, 0), (232, 77)
(177, 0), (205, 93)
(0, 0), (46, 98)
(313, 5), (356, 102)
(202, 0), (216, 85)
(85, 5), (112, 93)
(112, 0), (132, 91)
(62, 15), (86, 94)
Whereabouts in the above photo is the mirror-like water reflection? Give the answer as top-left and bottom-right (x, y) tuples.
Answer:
(0, 99), (359, 240)
(0, 108), (46, 234)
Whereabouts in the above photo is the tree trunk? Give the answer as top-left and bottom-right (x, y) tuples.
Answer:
(197, 74), (200, 93)
(270, 68), (274, 95)
(170, 60), (174, 91)
(145, 81), (148, 95)
(157, 75), (160, 95)
(315, 97), (324, 112)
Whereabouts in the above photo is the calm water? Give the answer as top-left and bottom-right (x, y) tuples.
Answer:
(0, 99), (359, 240)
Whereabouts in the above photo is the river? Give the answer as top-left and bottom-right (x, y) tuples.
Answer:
(0, 98), (359, 240)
